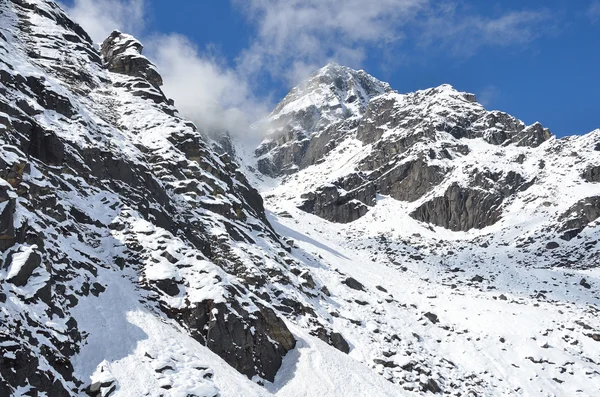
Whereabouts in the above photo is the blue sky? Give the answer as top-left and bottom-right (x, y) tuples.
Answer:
(62, 0), (600, 137)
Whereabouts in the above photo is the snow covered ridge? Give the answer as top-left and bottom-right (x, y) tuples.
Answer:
(1, 1), (600, 396)
(0, 1), (381, 395)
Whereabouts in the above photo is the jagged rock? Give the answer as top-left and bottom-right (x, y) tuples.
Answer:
(424, 312), (439, 324)
(0, 344), (71, 397)
(298, 184), (373, 223)
(173, 299), (295, 381)
(5, 246), (43, 287)
(330, 332), (350, 353)
(376, 159), (445, 202)
(580, 278), (591, 289)
(557, 196), (600, 240)
(421, 378), (442, 393)
(582, 166), (600, 183)
(100, 30), (163, 88)
(373, 358), (398, 368)
(0, 190), (16, 250)
(411, 183), (502, 231)
(471, 275), (484, 283)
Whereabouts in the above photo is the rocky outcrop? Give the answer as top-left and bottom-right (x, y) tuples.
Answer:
(100, 30), (163, 88)
(411, 170), (534, 231)
(173, 299), (295, 382)
(557, 196), (600, 240)
(582, 165), (600, 183)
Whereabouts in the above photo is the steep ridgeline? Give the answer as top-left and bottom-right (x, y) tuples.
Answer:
(0, 1), (368, 395)
(255, 64), (600, 256)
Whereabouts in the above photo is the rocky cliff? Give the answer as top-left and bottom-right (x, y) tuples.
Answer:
(0, 1), (344, 394)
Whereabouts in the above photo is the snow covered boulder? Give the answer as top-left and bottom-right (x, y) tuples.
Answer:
(100, 30), (163, 89)
(5, 245), (43, 287)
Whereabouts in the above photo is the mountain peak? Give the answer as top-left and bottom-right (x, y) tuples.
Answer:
(266, 63), (392, 133)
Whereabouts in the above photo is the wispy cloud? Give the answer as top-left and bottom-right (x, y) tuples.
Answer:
(60, 0), (145, 44)
(478, 85), (501, 108)
(234, 1), (555, 84)
(234, 0), (427, 85)
(418, 7), (553, 56)
(60, 0), (557, 135)
(588, 1), (600, 23)
(145, 34), (270, 141)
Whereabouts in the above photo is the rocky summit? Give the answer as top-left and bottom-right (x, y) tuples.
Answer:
(1, 1), (599, 397)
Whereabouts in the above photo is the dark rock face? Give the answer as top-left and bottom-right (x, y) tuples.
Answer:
(174, 300), (295, 381)
(298, 184), (374, 224)
(375, 159), (445, 202)
(411, 184), (501, 232)
(410, 170), (534, 231)
(557, 196), (600, 240)
(1, 1), (321, 394)
(582, 166), (600, 183)
(100, 30), (163, 88)
(0, 343), (72, 397)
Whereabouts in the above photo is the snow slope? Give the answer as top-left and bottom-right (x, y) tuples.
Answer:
(242, 62), (600, 396)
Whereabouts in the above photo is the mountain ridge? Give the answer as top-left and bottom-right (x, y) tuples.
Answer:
(1, 1), (599, 396)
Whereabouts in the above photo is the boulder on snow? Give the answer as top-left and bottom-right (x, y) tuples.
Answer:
(342, 277), (365, 291)
(5, 246), (43, 287)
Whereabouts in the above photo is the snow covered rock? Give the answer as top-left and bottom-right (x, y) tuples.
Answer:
(100, 30), (163, 89)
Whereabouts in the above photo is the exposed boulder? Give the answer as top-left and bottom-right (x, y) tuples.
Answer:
(557, 196), (600, 240)
(582, 166), (600, 183)
(100, 30), (163, 88)
(173, 299), (295, 382)
(342, 277), (365, 291)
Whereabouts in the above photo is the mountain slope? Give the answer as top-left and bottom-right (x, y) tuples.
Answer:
(0, 1), (400, 396)
(1, 1), (599, 396)
(246, 62), (600, 395)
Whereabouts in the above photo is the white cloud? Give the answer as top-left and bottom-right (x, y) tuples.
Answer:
(60, 0), (556, 137)
(60, 0), (145, 44)
(478, 85), (500, 108)
(418, 8), (553, 56)
(589, 1), (600, 23)
(234, 0), (427, 85)
(144, 34), (270, 141)
(234, 1), (554, 84)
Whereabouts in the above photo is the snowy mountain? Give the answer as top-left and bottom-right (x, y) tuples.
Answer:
(1, 1), (599, 397)
(249, 61), (600, 394)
